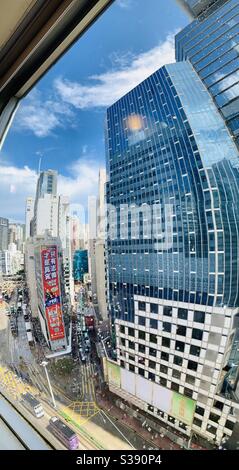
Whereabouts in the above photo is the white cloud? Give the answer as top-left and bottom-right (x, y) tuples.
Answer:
(0, 164), (37, 220)
(58, 157), (100, 207)
(0, 156), (101, 222)
(116, 0), (134, 9)
(54, 33), (176, 109)
(14, 89), (75, 137)
(12, 36), (176, 137)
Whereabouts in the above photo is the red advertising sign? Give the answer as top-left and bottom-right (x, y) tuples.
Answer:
(41, 246), (65, 341)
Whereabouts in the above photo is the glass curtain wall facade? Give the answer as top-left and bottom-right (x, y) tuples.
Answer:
(105, 60), (239, 444)
(35, 170), (57, 200)
(176, 0), (239, 148)
(73, 250), (88, 282)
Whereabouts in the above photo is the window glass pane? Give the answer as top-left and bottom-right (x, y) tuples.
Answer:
(175, 341), (185, 352)
(138, 301), (146, 311)
(174, 355), (183, 366)
(192, 328), (203, 341)
(162, 337), (171, 348)
(138, 316), (146, 326)
(163, 322), (171, 333)
(177, 325), (187, 336)
(190, 345), (201, 357)
(150, 319), (158, 329)
(150, 303), (158, 314)
(188, 360), (198, 371)
(194, 311), (205, 323)
(149, 347), (157, 357)
(163, 306), (172, 317)
(178, 308), (188, 320)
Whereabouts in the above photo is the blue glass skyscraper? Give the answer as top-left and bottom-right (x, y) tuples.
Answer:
(105, 59), (239, 444)
(176, 0), (239, 148)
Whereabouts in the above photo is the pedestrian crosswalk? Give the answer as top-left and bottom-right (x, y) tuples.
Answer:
(79, 362), (96, 401)
(0, 363), (34, 398)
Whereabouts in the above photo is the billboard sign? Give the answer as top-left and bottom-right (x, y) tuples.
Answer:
(107, 360), (121, 387)
(171, 392), (196, 426)
(119, 368), (196, 426)
(41, 246), (65, 341)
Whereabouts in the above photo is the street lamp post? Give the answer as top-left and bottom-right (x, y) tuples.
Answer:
(101, 336), (110, 358)
(187, 431), (193, 449)
(40, 360), (56, 409)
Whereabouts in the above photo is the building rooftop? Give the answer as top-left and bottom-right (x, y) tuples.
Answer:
(176, 0), (222, 18)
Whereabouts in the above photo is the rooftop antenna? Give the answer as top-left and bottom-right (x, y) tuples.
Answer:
(37, 151), (43, 175)
(38, 156), (42, 175)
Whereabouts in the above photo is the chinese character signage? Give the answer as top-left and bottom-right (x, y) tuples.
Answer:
(41, 246), (65, 341)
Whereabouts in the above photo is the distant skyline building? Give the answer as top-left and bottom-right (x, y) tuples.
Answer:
(25, 238), (38, 318)
(95, 238), (108, 320)
(25, 197), (34, 240)
(88, 168), (108, 319)
(70, 214), (88, 253)
(0, 217), (9, 251)
(58, 195), (74, 303)
(34, 169), (57, 200)
(34, 234), (67, 352)
(33, 170), (58, 237)
(9, 222), (25, 253)
(0, 242), (24, 276)
(105, 57), (239, 445)
(34, 193), (59, 237)
(25, 170), (74, 349)
(88, 196), (97, 302)
(73, 249), (88, 282)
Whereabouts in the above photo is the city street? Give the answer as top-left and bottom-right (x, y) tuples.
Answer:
(0, 299), (134, 450)
(1, 284), (196, 451)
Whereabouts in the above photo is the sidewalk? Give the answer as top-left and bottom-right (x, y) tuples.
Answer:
(96, 392), (206, 450)
(96, 393), (181, 450)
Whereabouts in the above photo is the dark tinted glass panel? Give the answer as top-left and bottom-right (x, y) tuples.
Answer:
(149, 347), (157, 357)
(194, 311), (205, 323)
(163, 322), (172, 333)
(138, 316), (146, 326)
(163, 306), (172, 317)
(174, 355), (183, 366)
(162, 337), (171, 348)
(178, 308), (188, 320)
(150, 319), (158, 329)
(139, 330), (145, 340)
(138, 301), (146, 311)
(150, 334), (157, 344)
(150, 303), (158, 314)
(138, 344), (145, 353)
(192, 329), (203, 340)
(190, 345), (201, 357)
(161, 351), (169, 361)
(175, 341), (185, 352)
(188, 360), (198, 371)
(177, 325), (187, 336)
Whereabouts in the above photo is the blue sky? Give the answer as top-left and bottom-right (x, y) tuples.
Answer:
(0, 0), (188, 222)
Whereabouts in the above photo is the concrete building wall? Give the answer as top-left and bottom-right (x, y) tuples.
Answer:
(0, 217), (9, 251)
(25, 197), (34, 240)
(25, 240), (38, 318)
(95, 239), (108, 320)
(35, 194), (58, 237)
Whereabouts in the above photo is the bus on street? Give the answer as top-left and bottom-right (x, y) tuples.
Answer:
(21, 392), (44, 418)
(48, 416), (79, 450)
